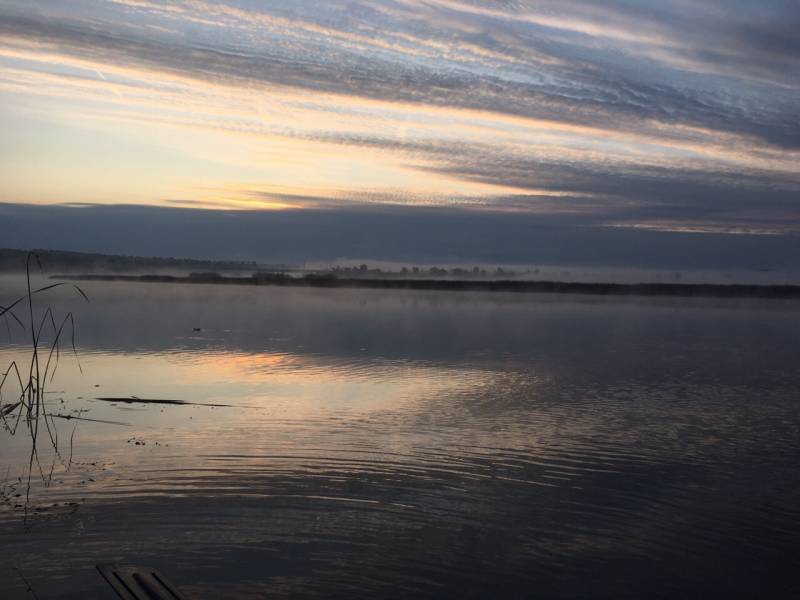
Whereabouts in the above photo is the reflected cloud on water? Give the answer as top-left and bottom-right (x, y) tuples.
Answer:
(1, 278), (800, 598)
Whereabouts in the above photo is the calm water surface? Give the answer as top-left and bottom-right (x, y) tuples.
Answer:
(1, 278), (800, 598)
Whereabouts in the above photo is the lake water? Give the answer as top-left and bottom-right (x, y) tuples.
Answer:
(1, 277), (800, 598)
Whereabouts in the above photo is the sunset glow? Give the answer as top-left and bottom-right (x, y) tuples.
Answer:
(1, 0), (798, 237)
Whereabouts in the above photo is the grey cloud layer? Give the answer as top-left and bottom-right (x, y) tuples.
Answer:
(1, 1), (798, 149)
(295, 130), (800, 231)
(2, 202), (799, 270)
(1, 0), (798, 241)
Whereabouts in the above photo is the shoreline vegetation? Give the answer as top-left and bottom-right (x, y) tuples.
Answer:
(0, 248), (270, 274)
(1, 253), (90, 523)
(3, 248), (798, 299)
(51, 272), (800, 299)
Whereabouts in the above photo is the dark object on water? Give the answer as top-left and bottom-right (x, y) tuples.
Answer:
(97, 564), (188, 599)
(193, 327), (201, 332)
(1, 401), (21, 416)
(95, 396), (234, 407)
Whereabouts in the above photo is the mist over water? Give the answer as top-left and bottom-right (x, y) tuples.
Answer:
(2, 278), (800, 598)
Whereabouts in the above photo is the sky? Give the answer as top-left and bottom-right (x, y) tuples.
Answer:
(0, 0), (798, 268)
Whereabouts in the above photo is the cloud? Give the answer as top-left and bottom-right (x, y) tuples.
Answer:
(1, 2), (798, 149)
(1, 201), (800, 271)
(0, 0), (798, 251)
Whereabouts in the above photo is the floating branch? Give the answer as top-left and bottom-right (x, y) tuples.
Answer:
(94, 397), (236, 408)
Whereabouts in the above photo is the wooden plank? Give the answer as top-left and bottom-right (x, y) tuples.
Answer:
(96, 564), (187, 600)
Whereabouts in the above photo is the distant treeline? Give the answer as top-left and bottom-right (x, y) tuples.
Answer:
(0, 248), (261, 274)
(53, 272), (800, 300)
(327, 265), (517, 278)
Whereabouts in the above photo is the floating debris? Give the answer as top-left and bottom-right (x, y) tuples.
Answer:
(1, 402), (21, 416)
(51, 414), (130, 426)
(95, 397), (235, 407)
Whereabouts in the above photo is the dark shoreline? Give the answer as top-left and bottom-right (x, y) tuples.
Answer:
(50, 273), (800, 299)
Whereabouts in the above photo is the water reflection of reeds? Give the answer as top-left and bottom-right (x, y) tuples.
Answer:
(1, 254), (88, 521)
